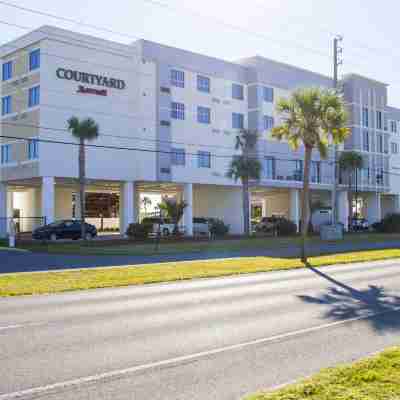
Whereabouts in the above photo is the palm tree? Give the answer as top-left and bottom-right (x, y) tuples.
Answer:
(271, 88), (349, 263)
(142, 196), (152, 215)
(339, 151), (363, 225)
(227, 130), (262, 236)
(158, 197), (187, 235)
(67, 117), (99, 240)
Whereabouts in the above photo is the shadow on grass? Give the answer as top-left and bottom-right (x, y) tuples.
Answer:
(299, 263), (400, 333)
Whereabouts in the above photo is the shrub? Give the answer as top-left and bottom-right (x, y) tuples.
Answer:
(209, 218), (230, 237)
(276, 218), (297, 236)
(373, 213), (400, 233)
(126, 223), (152, 240)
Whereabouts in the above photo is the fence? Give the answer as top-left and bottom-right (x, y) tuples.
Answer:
(0, 217), (46, 234)
(85, 217), (120, 232)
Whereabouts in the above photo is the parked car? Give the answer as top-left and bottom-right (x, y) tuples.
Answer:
(349, 217), (369, 231)
(32, 220), (97, 241)
(142, 217), (181, 236)
(193, 217), (210, 236)
(254, 216), (283, 234)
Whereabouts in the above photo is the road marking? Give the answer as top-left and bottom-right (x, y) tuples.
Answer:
(0, 322), (44, 332)
(1, 306), (399, 400)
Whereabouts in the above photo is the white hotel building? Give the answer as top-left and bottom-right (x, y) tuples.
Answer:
(1, 25), (400, 237)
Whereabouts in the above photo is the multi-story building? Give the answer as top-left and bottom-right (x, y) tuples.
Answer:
(0, 25), (399, 237)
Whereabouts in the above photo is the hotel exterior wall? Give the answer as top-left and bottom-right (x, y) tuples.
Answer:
(38, 34), (158, 182)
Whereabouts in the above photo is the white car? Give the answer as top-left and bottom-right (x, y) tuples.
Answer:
(193, 217), (210, 236)
(142, 217), (178, 236)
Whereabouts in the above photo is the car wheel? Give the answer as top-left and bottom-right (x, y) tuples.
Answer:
(85, 232), (93, 240)
(50, 233), (58, 241)
(162, 228), (170, 236)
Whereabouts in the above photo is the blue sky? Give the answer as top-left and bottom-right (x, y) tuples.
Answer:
(2, 0), (400, 104)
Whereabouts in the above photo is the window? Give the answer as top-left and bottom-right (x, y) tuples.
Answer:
(2, 61), (12, 81)
(263, 156), (275, 179)
(311, 161), (321, 183)
(363, 130), (369, 151)
(232, 83), (244, 100)
(294, 160), (303, 181)
(171, 148), (185, 166)
(28, 138), (39, 160)
(232, 112), (244, 129)
(377, 133), (383, 153)
(171, 69), (184, 88)
(263, 86), (274, 103)
(1, 144), (11, 164)
(198, 151), (211, 168)
(263, 115), (274, 130)
(28, 85), (40, 107)
(362, 107), (369, 127)
(171, 102), (185, 120)
(391, 120), (397, 133)
(376, 111), (382, 130)
(376, 167), (384, 186)
(391, 142), (398, 154)
(197, 75), (210, 93)
(197, 106), (211, 124)
(29, 49), (40, 71)
(1, 95), (12, 116)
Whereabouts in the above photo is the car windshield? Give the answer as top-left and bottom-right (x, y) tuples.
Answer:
(47, 221), (65, 227)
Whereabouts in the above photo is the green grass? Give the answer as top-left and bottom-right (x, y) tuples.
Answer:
(245, 347), (400, 400)
(1, 248), (400, 297)
(19, 233), (400, 256)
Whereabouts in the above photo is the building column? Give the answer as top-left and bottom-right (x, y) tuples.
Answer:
(0, 183), (7, 238)
(41, 177), (55, 225)
(6, 191), (13, 234)
(393, 195), (400, 213)
(367, 192), (381, 224)
(120, 181), (136, 235)
(338, 190), (349, 231)
(290, 189), (300, 232)
(183, 183), (193, 236)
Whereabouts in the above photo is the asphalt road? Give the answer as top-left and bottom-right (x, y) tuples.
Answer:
(2, 239), (400, 273)
(0, 260), (400, 400)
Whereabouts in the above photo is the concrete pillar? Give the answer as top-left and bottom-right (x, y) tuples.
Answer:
(41, 177), (55, 225)
(6, 191), (13, 234)
(120, 181), (136, 235)
(290, 189), (300, 232)
(74, 190), (82, 220)
(183, 183), (193, 236)
(338, 190), (349, 231)
(0, 183), (7, 238)
(367, 192), (381, 224)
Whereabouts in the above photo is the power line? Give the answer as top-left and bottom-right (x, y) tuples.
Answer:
(0, 133), (338, 166)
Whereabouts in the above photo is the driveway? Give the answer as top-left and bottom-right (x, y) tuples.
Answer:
(1, 239), (400, 274)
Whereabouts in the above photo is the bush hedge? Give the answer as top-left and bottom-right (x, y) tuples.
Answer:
(372, 213), (400, 233)
(126, 223), (152, 240)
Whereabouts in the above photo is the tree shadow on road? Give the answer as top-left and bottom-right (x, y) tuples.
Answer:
(298, 264), (400, 333)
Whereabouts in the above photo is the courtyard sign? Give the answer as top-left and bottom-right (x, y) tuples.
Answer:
(56, 68), (126, 90)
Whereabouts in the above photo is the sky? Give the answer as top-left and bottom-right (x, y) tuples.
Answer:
(2, 0), (400, 104)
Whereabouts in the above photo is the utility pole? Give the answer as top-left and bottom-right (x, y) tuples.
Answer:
(331, 35), (343, 226)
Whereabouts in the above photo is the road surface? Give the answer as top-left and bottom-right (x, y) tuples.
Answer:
(1, 259), (399, 399)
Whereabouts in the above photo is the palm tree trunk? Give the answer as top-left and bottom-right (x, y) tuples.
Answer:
(242, 177), (250, 236)
(301, 145), (312, 264)
(79, 138), (86, 241)
(348, 172), (353, 230)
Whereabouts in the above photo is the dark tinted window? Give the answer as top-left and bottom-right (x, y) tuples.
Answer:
(193, 218), (207, 223)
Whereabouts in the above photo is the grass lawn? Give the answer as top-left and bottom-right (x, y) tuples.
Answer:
(1, 248), (400, 297)
(18, 233), (400, 256)
(245, 347), (400, 400)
